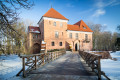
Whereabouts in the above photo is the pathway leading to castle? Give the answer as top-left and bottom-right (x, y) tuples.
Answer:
(9, 51), (98, 80)
(29, 51), (97, 80)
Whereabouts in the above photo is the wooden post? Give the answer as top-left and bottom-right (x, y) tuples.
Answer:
(51, 52), (52, 61)
(35, 55), (37, 69)
(22, 57), (26, 77)
(48, 53), (50, 63)
(92, 62), (94, 72)
(98, 56), (101, 80)
(42, 54), (44, 65)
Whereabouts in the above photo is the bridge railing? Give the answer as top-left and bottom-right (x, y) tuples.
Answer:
(16, 50), (66, 77)
(79, 51), (110, 80)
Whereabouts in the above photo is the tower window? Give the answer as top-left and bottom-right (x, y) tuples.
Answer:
(60, 23), (63, 27)
(55, 31), (59, 38)
(36, 34), (38, 38)
(33, 34), (38, 39)
(51, 42), (55, 46)
(49, 21), (51, 24)
(53, 22), (56, 26)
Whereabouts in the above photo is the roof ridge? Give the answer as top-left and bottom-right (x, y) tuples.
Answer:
(43, 8), (69, 20)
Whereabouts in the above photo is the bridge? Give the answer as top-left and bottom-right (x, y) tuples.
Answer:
(15, 51), (110, 80)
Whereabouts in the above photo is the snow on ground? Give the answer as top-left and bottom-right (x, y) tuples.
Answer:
(101, 51), (120, 80)
(0, 54), (22, 80)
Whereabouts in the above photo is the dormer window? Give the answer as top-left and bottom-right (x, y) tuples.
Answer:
(83, 26), (86, 29)
(53, 22), (56, 26)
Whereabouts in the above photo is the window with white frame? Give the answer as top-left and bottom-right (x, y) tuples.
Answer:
(55, 31), (59, 38)
(85, 34), (88, 40)
(60, 23), (63, 27)
(76, 33), (78, 39)
(69, 33), (72, 39)
(49, 21), (51, 25)
(53, 22), (56, 26)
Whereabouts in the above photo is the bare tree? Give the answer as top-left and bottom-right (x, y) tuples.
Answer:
(0, 0), (34, 54)
(0, 0), (34, 37)
(87, 22), (117, 51)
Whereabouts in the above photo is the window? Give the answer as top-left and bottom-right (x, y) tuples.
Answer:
(69, 33), (72, 39)
(85, 34), (88, 40)
(53, 22), (56, 26)
(83, 26), (86, 29)
(59, 42), (62, 46)
(49, 21), (51, 24)
(51, 42), (55, 46)
(60, 23), (63, 27)
(36, 34), (38, 38)
(62, 32), (63, 36)
(76, 33), (78, 39)
(33, 34), (38, 39)
(55, 31), (59, 38)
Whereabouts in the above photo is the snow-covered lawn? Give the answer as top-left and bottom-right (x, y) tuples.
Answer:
(101, 51), (120, 80)
(0, 54), (22, 80)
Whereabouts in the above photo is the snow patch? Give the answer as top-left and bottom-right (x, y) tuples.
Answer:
(101, 51), (120, 80)
(0, 55), (22, 80)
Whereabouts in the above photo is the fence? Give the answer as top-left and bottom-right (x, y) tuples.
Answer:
(16, 50), (66, 77)
(79, 51), (110, 80)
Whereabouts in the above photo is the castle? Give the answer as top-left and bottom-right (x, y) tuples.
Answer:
(27, 8), (93, 54)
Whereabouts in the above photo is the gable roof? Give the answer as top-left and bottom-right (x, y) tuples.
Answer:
(67, 20), (93, 32)
(28, 26), (40, 33)
(43, 8), (69, 20)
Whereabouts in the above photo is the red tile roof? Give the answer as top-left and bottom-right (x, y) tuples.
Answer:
(43, 8), (69, 20)
(28, 26), (40, 33)
(67, 20), (93, 32)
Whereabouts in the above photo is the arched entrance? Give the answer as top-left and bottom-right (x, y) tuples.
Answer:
(75, 43), (77, 51)
(33, 43), (40, 54)
(75, 43), (79, 51)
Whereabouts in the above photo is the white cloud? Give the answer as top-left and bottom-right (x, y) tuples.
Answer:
(66, 3), (74, 7)
(92, 9), (105, 17)
(96, 0), (119, 8)
(92, 0), (120, 17)
(103, 24), (107, 26)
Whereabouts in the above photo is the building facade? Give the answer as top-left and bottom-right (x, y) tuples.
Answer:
(27, 8), (93, 53)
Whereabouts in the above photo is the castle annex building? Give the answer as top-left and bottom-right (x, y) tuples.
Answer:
(27, 8), (93, 54)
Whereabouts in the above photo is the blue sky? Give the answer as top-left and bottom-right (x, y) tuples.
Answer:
(19, 0), (120, 32)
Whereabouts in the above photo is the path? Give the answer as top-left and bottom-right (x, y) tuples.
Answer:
(9, 51), (98, 80)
